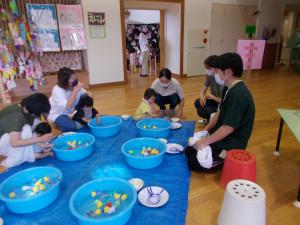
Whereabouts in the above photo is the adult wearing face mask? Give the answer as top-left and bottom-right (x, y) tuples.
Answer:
(151, 68), (184, 117)
(48, 67), (86, 132)
(194, 55), (223, 123)
(185, 53), (255, 171)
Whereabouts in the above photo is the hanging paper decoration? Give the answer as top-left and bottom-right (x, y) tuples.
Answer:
(9, 0), (18, 17)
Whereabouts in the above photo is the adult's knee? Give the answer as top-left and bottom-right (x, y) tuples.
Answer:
(169, 94), (180, 109)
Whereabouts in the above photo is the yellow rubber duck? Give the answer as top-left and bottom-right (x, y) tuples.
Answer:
(95, 209), (102, 215)
(121, 194), (128, 200)
(104, 206), (110, 213)
(9, 192), (16, 198)
(43, 176), (50, 183)
(32, 186), (39, 193)
(114, 193), (120, 199)
(39, 184), (46, 191)
(95, 200), (103, 208)
(128, 150), (134, 155)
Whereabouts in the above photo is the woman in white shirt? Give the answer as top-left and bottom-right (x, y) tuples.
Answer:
(151, 68), (185, 117)
(48, 67), (86, 132)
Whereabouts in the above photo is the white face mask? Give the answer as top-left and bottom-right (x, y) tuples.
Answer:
(214, 74), (224, 86)
(160, 82), (169, 88)
(205, 69), (213, 76)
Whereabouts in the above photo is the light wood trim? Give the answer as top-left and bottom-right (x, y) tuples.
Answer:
(121, 0), (184, 78)
(120, 0), (128, 82)
(89, 81), (127, 89)
(160, 9), (165, 70)
(180, 0), (185, 77)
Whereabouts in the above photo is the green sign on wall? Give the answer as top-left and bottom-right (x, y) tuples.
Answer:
(245, 25), (256, 34)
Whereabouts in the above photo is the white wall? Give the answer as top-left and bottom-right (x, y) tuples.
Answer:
(183, 0), (259, 74)
(256, 0), (300, 44)
(81, 0), (124, 85)
(165, 4), (181, 74)
(126, 9), (159, 24)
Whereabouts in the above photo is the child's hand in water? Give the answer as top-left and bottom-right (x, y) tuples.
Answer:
(96, 114), (101, 124)
(82, 117), (89, 123)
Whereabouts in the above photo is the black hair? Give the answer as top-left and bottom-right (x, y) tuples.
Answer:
(75, 94), (93, 110)
(204, 55), (219, 68)
(144, 88), (156, 100)
(159, 68), (172, 80)
(57, 67), (75, 89)
(35, 122), (52, 135)
(216, 53), (243, 77)
(21, 93), (50, 117)
(129, 48), (136, 54)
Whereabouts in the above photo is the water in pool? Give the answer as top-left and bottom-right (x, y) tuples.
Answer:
(56, 140), (90, 150)
(128, 146), (160, 157)
(79, 190), (130, 218)
(142, 124), (161, 129)
(8, 175), (60, 200)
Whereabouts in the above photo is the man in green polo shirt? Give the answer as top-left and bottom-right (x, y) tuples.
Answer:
(185, 53), (255, 171)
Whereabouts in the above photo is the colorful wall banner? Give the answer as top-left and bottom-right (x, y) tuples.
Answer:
(236, 40), (266, 70)
(26, 4), (60, 51)
(57, 4), (87, 50)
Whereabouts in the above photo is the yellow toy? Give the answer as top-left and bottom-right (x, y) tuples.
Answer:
(43, 176), (50, 183)
(91, 191), (97, 198)
(39, 184), (46, 191)
(114, 193), (120, 199)
(95, 209), (102, 215)
(9, 192), (16, 198)
(121, 194), (127, 200)
(95, 200), (103, 208)
(67, 141), (77, 149)
(104, 206), (110, 213)
(128, 150), (134, 155)
(32, 186), (39, 193)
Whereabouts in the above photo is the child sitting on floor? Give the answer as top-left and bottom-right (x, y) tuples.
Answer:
(0, 123), (54, 169)
(134, 88), (159, 120)
(33, 122), (54, 159)
(72, 94), (100, 126)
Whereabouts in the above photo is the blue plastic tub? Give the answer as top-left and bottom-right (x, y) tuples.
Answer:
(52, 133), (95, 161)
(0, 166), (62, 214)
(70, 178), (137, 225)
(136, 118), (171, 138)
(88, 116), (122, 137)
(121, 138), (167, 169)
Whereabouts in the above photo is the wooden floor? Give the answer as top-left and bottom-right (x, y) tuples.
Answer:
(1, 68), (300, 224)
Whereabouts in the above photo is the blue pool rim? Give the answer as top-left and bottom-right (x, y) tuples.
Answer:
(69, 177), (137, 223)
(87, 116), (123, 129)
(0, 166), (62, 203)
(136, 118), (171, 131)
(121, 137), (166, 159)
(52, 132), (95, 153)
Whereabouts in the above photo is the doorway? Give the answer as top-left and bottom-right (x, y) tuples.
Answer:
(120, 0), (184, 82)
(277, 5), (300, 67)
(125, 9), (161, 77)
